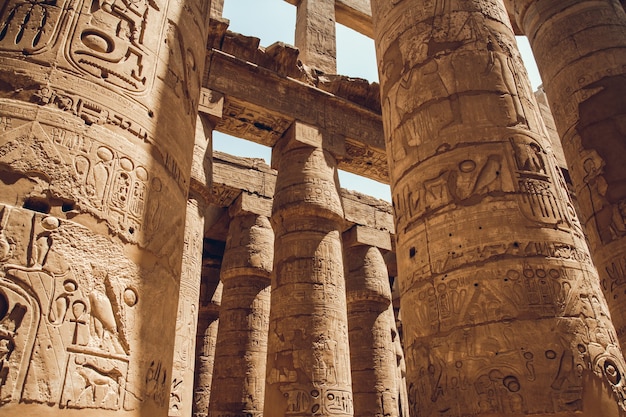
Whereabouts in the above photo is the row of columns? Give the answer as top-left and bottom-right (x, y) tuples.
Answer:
(188, 1), (626, 416)
(184, 193), (402, 416)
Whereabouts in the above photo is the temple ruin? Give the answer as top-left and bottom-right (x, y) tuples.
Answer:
(0, 0), (625, 416)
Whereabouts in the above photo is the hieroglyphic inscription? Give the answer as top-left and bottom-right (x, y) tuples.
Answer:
(0, 0), (68, 54)
(68, 0), (164, 92)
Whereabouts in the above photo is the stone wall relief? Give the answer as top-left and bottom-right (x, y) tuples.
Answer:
(508, 135), (584, 233)
(405, 316), (626, 415)
(0, 0), (69, 54)
(578, 148), (626, 246)
(402, 258), (626, 414)
(392, 146), (509, 230)
(0, 205), (143, 410)
(159, 20), (201, 117)
(0, 119), (184, 262)
(68, 0), (163, 93)
(268, 310), (353, 415)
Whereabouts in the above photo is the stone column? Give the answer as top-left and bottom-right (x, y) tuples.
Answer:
(264, 121), (353, 416)
(371, 0), (626, 415)
(193, 260), (223, 417)
(169, 113), (215, 417)
(506, 0), (626, 347)
(344, 226), (399, 417)
(208, 192), (273, 417)
(0, 1), (209, 415)
(295, 0), (337, 73)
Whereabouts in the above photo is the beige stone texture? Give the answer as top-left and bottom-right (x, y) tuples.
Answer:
(208, 193), (273, 417)
(193, 263), (223, 417)
(0, 0), (624, 416)
(295, 0), (337, 74)
(169, 197), (206, 417)
(506, 0), (626, 351)
(344, 226), (399, 417)
(0, 0), (210, 415)
(265, 122), (354, 416)
(371, 0), (626, 416)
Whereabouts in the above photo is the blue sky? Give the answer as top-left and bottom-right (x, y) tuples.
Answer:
(213, 0), (544, 201)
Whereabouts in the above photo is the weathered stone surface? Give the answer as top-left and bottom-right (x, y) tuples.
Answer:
(208, 193), (273, 417)
(506, 0), (626, 353)
(372, 1), (626, 416)
(265, 122), (354, 416)
(0, 0), (210, 415)
(344, 228), (399, 417)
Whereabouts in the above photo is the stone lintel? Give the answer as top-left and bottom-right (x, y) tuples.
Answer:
(343, 225), (392, 251)
(229, 192), (273, 218)
(212, 151), (276, 200)
(203, 49), (388, 182)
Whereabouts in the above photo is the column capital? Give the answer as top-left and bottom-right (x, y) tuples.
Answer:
(228, 192), (273, 219)
(272, 120), (346, 170)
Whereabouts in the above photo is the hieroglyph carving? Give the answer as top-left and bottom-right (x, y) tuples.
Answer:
(0, 0), (68, 54)
(69, 0), (163, 93)
(0, 118), (182, 261)
(0, 0), (163, 92)
(0, 205), (142, 409)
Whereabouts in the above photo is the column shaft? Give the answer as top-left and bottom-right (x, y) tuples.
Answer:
(371, 0), (626, 415)
(264, 121), (353, 416)
(209, 194), (273, 417)
(345, 236), (399, 417)
(507, 0), (626, 347)
(0, 0), (210, 415)
(193, 262), (223, 417)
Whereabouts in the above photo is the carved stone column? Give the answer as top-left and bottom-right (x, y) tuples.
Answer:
(193, 260), (223, 417)
(371, 0), (626, 415)
(0, 0), (209, 415)
(344, 226), (398, 417)
(208, 192), (273, 417)
(506, 0), (626, 347)
(169, 113), (215, 417)
(264, 121), (353, 416)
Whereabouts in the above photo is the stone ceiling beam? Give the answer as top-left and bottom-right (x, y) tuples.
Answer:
(203, 49), (388, 182)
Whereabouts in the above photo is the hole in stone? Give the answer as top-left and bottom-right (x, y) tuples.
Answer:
(409, 247), (416, 258)
(61, 202), (75, 212)
(23, 198), (50, 214)
(0, 291), (8, 321)
(513, 242), (520, 248)
(128, 227), (135, 235)
(474, 283), (479, 287)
